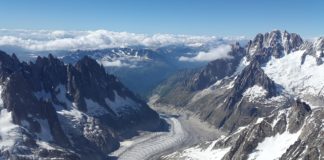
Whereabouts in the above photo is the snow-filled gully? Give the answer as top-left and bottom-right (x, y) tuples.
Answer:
(109, 116), (187, 160)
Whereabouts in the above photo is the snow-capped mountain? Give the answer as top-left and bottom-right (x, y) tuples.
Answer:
(0, 50), (161, 159)
(153, 30), (324, 160)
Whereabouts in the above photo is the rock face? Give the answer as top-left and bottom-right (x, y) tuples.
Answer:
(203, 58), (279, 130)
(224, 57), (278, 109)
(0, 51), (160, 159)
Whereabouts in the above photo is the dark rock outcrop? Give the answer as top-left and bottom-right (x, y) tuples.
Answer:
(287, 99), (311, 133)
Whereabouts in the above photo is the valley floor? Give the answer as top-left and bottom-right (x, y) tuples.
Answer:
(108, 104), (224, 160)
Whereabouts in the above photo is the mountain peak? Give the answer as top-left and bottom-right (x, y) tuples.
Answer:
(248, 30), (303, 58)
(314, 37), (324, 51)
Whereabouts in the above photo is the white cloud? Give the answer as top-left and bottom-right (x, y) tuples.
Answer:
(179, 44), (232, 62)
(99, 60), (128, 67)
(0, 29), (246, 51)
(98, 60), (137, 68)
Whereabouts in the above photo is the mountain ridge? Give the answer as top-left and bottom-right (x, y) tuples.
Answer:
(154, 30), (324, 160)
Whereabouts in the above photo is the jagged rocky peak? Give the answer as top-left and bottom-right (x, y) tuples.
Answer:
(314, 37), (324, 49)
(188, 43), (246, 91)
(247, 30), (303, 58)
(299, 37), (324, 65)
(228, 57), (278, 102)
(282, 30), (304, 53)
(313, 37), (324, 57)
(191, 57), (281, 131)
(75, 55), (106, 75)
(0, 51), (21, 82)
(208, 58), (279, 129)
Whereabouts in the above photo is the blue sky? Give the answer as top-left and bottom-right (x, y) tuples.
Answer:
(0, 0), (323, 37)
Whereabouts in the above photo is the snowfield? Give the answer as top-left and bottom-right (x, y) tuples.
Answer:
(164, 139), (230, 160)
(248, 130), (301, 160)
(243, 85), (267, 102)
(262, 50), (324, 108)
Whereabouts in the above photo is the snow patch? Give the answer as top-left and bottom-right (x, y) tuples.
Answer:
(0, 85), (22, 150)
(0, 86), (3, 108)
(0, 109), (21, 149)
(255, 117), (264, 124)
(169, 140), (230, 160)
(233, 125), (249, 134)
(243, 85), (267, 102)
(36, 141), (56, 150)
(105, 91), (140, 115)
(226, 78), (236, 89)
(57, 103), (84, 123)
(248, 131), (301, 160)
(234, 57), (250, 75)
